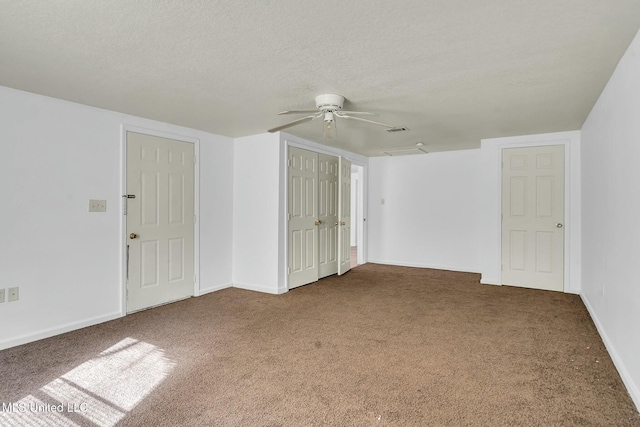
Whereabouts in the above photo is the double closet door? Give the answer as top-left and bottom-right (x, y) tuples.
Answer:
(288, 147), (351, 289)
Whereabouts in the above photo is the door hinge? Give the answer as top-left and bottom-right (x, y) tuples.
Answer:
(287, 267), (291, 275)
(287, 159), (291, 167)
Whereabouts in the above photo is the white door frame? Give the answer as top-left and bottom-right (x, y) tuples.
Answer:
(480, 131), (581, 294)
(337, 156), (352, 275)
(120, 125), (201, 316)
(353, 164), (366, 265)
(282, 136), (368, 291)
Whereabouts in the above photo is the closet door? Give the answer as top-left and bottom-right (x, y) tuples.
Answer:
(288, 147), (319, 288)
(288, 146), (349, 288)
(318, 154), (339, 278)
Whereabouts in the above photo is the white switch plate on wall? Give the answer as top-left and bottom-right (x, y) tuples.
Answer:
(8, 287), (18, 302)
(89, 199), (107, 212)
(0, 289), (5, 303)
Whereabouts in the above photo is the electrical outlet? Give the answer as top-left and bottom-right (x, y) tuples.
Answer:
(8, 287), (19, 302)
(89, 199), (107, 212)
(0, 289), (5, 303)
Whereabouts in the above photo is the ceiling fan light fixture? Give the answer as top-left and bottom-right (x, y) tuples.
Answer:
(315, 94), (344, 111)
(324, 111), (334, 123)
(323, 118), (336, 139)
(267, 94), (402, 136)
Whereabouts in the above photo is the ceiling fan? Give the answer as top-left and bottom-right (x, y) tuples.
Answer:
(267, 94), (397, 139)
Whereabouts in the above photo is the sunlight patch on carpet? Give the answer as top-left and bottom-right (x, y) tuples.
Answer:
(0, 337), (175, 427)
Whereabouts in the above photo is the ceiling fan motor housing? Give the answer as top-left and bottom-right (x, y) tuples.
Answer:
(315, 94), (344, 111)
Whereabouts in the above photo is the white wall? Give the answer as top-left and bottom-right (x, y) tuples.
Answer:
(367, 150), (482, 272)
(199, 127), (235, 295)
(0, 86), (234, 349)
(479, 131), (582, 293)
(232, 133), (284, 294)
(580, 29), (640, 410)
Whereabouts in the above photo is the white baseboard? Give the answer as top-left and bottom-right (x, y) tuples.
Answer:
(480, 273), (500, 285)
(197, 282), (232, 296)
(0, 311), (122, 351)
(480, 277), (580, 294)
(581, 293), (640, 412)
(368, 259), (481, 274)
(233, 282), (280, 294)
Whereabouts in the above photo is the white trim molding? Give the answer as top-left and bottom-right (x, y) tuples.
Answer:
(0, 312), (122, 351)
(581, 294), (640, 410)
(198, 283), (233, 296)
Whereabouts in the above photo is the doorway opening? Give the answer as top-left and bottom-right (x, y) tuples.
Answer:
(351, 164), (365, 267)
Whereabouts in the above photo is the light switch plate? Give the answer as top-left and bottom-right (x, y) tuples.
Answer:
(0, 289), (5, 303)
(8, 287), (18, 302)
(89, 199), (107, 212)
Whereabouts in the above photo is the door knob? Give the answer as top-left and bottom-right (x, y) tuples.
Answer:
(556, 223), (563, 228)
(130, 233), (138, 239)
(314, 221), (321, 226)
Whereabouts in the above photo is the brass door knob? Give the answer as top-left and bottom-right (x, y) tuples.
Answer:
(130, 233), (138, 239)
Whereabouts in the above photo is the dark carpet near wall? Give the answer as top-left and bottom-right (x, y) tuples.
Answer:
(1, 264), (639, 426)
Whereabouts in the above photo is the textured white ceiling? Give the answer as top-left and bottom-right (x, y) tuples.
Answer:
(1, 1), (639, 156)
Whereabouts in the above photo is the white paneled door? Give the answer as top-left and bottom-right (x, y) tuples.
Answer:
(338, 156), (352, 276)
(288, 146), (349, 289)
(502, 145), (564, 292)
(288, 147), (320, 289)
(318, 153), (339, 279)
(126, 132), (195, 312)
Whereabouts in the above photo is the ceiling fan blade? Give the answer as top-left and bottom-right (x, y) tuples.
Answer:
(335, 111), (377, 116)
(339, 114), (395, 129)
(277, 110), (319, 115)
(323, 118), (337, 139)
(268, 114), (320, 133)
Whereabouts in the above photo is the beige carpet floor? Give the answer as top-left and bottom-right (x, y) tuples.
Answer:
(1, 263), (639, 426)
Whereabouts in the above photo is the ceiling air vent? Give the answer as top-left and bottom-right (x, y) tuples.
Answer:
(386, 127), (409, 133)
